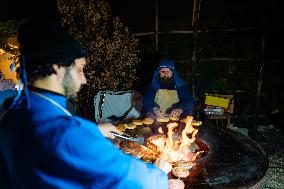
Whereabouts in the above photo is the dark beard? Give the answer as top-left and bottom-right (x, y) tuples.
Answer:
(61, 70), (77, 99)
(158, 77), (174, 85)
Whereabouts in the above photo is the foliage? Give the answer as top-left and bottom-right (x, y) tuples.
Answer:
(58, 0), (140, 119)
(0, 20), (19, 54)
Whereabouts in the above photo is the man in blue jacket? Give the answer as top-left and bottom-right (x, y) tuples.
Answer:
(143, 60), (195, 118)
(0, 21), (168, 189)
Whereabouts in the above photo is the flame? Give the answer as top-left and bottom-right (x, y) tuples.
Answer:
(158, 127), (164, 134)
(156, 115), (201, 163)
(179, 116), (196, 153)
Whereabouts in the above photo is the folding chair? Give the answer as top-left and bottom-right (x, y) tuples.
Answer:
(203, 93), (234, 128)
(94, 90), (143, 123)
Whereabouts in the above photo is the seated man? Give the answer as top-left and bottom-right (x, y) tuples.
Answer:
(143, 59), (195, 118)
(0, 20), (168, 189)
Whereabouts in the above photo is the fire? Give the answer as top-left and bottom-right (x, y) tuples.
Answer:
(152, 115), (202, 163)
(160, 122), (179, 162)
(179, 116), (194, 153)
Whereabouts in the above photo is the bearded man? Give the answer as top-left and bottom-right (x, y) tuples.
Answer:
(143, 60), (195, 118)
(0, 21), (168, 189)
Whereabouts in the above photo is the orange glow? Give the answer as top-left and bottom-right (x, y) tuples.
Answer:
(153, 115), (201, 163)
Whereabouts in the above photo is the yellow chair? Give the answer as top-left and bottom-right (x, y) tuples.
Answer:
(204, 93), (234, 128)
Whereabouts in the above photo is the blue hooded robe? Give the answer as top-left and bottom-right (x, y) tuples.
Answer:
(0, 88), (168, 189)
(143, 60), (195, 117)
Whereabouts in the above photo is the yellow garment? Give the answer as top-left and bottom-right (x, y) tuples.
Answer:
(154, 89), (179, 111)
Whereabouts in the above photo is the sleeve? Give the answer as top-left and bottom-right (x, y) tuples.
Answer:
(55, 118), (168, 189)
(142, 86), (159, 114)
(172, 85), (195, 115)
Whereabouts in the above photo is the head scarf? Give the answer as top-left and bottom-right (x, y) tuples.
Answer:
(150, 59), (185, 89)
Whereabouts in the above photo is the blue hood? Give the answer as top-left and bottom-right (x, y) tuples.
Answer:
(150, 59), (185, 89)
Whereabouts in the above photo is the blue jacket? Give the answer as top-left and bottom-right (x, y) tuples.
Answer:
(0, 88), (168, 189)
(143, 60), (195, 116)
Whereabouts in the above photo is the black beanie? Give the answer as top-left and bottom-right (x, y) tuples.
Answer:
(18, 20), (86, 68)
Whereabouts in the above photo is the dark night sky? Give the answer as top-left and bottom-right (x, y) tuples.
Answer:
(1, 0), (283, 33)
(108, 0), (284, 33)
(1, 0), (283, 62)
(0, 0), (60, 22)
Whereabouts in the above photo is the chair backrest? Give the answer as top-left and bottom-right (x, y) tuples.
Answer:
(94, 90), (142, 123)
(204, 93), (234, 113)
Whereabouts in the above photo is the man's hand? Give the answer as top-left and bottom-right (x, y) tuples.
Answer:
(155, 159), (172, 174)
(169, 179), (185, 189)
(170, 108), (183, 117)
(98, 122), (123, 139)
(153, 107), (166, 117)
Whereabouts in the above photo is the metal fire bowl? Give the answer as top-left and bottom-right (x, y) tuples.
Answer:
(180, 122), (268, 189)
(124, 120), (268, 188)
